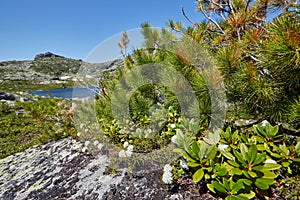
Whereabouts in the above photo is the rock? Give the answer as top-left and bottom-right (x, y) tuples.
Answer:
(0, 136), (223, 200)
(34, 52), (64, 60)
(0, 91), (16, 101)
(0, 137), (126, 200)
(0, 91), (32, 102)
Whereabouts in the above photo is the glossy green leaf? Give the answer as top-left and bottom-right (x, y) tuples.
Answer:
(256, 177), (276, 186)
(254, 181), (269, 190)
(242, 170), (251, 179)
(248, 171), (257, 178)
(228, 160), (240, 168)
(248, 144), (258, 163)
(188, 162), (201, 167)
(207, 145), (218, 159)
(240, 143), (248, 160)
(181, 151), (197, 162)
(232, 181), (244, 193)
(239, 179), (252, 186)
(293, 158), (300, 162)
(216, 167), (227, 176)
(282, 161), (290, 167)
(253, 153), (265, 165)
(221, 150), (235, 160)
(212, 181), (227, 193)
(192, 168), (204, 183)
(252, 165), (264, 171)
(256, 144), (265, 151)
(233, 150), (246, 165)
(191, 141), (200, 156)
(264, 163), (281, 170)
(230, 167), (243, 175)
(239, 190), (256, 199)
(205, 173), (211, 180)
(207, 183), (216, 193)
(262, 170), (277, 179)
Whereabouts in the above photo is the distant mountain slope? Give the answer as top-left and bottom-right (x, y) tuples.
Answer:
(0, 53), (122, 92)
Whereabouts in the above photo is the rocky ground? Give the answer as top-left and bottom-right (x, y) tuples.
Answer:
(0, 137), (221, 200)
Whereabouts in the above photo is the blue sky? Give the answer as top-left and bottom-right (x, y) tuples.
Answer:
(0, 0), (202, 61)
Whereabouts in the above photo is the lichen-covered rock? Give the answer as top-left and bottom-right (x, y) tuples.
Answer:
(0, 137), (224, 200)
(0, 137), (125, 200)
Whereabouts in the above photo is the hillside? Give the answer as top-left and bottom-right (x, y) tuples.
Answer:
(0, 53), (121, 92)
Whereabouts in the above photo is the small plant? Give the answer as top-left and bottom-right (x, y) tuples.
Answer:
(207, 178), (256, 200)
(223, 143), (280, 191)
(174, 140), (219, 182)
(172, 122), (300, 199)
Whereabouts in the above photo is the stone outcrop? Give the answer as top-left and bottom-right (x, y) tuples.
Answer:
(0, 137), (221, 200)
(0, 138), (126, 200)
(0, 91), (32, 102)
(34, 52), (64, 60)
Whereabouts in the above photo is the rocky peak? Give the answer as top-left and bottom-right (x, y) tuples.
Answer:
(34, 52), (64, 60)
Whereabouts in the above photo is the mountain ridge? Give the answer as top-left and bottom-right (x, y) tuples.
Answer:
(0, 52), (122, 92)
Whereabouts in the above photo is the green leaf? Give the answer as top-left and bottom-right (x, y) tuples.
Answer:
(216, 167), (227, 176)
(191, 141), (200, 156)
(293, 158), (300, 162)
(252, 165), (264, 171)
(230, 167), (243, 175)
(255, 125), (267, 137)
(264, 163), (281, 170)
(256, 177), (276, 186)
(233, 150), (246, 165)
(223, 178), (230, 190)
(232, 181), (244, 194)
(212, 181), (227, 193)
(192, 168), (204, 183)
(239, 190), (256, 199)
(181, 151), (197, 162)
(207, 183), (216, 193)
(239, 179), (252, 186)
(270, 152), (281, 158)
(269, 124), (279, 137)
(242, 170), (251, 179)
(205, 173), (211, 180)
(248, 171), (257, 178)
(279, 143), (289, 155)
(248, 144), (258, 163)
(207, 145), (218, 160)
(235, 195), (252, 200)
(221, 150), (235, 160)
(282, 161), (290, 167)
(256, 144), (265, 151)
(253, 153), (266, 166)
(254, 181), (269, 190)
(188, 162), (201, 168)
(240, 143), (248, 160)
(228, 160), (240, 168)
(262, 170), (278, 179)
(295, 141), (300, 151)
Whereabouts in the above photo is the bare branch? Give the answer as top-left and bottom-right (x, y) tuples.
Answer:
(220, 11), (227, 21)
(227, 0), (236, 17)
(208, 0), (230, 13)
(236, 27), (241, 40)
(199, 5), (226, 35)
(181, 6), (197, 26)
(245, 0), (251, 12)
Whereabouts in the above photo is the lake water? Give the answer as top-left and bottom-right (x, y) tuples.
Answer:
(29, 87), (98, 99)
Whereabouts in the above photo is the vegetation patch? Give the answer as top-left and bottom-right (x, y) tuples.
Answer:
(0, 98), (76, 159)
